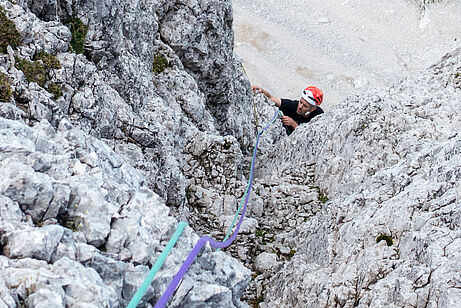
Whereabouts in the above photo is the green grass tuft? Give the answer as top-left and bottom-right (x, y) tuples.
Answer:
(15, 56), (47, 87)
(376, 234), (393, 246)
(64, 17), (88, 54)
(0, 72), (12, 102)
(15, 52), (62, 99)
(255, 229), (265, 237)
(318, 191), (329, 203)
(47, 82), (62, 99)
(34, 51), (61, 69)
(0, 6), (21, 54)
(152, 54), (169, 74)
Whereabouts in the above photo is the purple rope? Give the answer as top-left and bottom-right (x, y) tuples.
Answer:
(154, 110), (280, 308)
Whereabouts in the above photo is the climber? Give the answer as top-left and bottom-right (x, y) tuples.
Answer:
(251, 85), (324, 135)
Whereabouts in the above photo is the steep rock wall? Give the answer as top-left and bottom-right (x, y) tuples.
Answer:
(1, 0), (461, 307)
(6, 0), (256, 208)
(258, 48), (461, 307)
(0, 0), (254, 306)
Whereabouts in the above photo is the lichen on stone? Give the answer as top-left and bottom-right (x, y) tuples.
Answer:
(0, 6), (21, 54)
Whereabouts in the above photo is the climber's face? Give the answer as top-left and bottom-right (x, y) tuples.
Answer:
(297, 98), (315, 117)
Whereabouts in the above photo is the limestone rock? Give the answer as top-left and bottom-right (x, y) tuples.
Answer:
(259, 48), (461, 307)
(254, 252), (278, 272)
(0, 111), (249, 307)
(220, 216), (259, 235)
(4, 225), (64, 262)
(1, 0), (460, 306)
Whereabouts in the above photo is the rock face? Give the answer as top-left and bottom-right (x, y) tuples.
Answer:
(0, 0), (460, 307)
(0, 114), (250, 307)
(0, 0), (252, 307)
(4, 0), (256, 209)
(257, 49), (461, 307)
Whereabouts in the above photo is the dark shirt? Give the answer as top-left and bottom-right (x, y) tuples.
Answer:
(279, 98), (324, 135)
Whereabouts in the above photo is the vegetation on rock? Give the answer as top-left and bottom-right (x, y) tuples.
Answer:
(15, 56), (47, 87)
(0, 72), (12, 102)
(318, 191), (329, 203)
(152, 54), (169, 74)
(64, 17), (88, 54)
(34, 51), (61, 70)
(376, 234), (394, 246)
(15, 52), (62, 99)
(47, 82), (63, 99)
(0, 6), (21, 53)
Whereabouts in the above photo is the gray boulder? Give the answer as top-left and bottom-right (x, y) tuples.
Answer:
(4, 225), (64, 262)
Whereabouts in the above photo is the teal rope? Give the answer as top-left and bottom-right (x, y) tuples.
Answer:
(154, 109), (280, 308)
(217, 110), (281, 250)
(127, 221), (188, 308)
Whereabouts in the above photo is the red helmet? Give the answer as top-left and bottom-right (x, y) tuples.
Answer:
(301, 86), (323, 106)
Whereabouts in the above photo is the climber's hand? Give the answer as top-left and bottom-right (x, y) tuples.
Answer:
(281, 116), (298, 129)
(251, 85), (263, 95)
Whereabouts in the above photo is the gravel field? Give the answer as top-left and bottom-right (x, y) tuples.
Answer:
(233, 0), (461, 109)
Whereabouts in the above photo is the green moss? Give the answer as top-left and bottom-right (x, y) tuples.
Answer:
(255, 229), (265, 237)
(318, 191), (329, 203)
(0, 6), (21, 54)
(455, 72), (460, 78)
(376, 234), (393, 246)
(152, 54), (169, 74)
(47, 83), (62, 99)
(64, 17), (88, 54)
(0, 72), (12, 102)
(288, 248), (296, 258)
